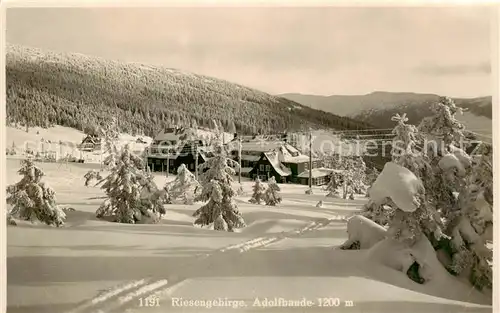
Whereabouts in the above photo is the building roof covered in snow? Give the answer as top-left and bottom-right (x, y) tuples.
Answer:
(81, 135), (101, 144)
(226, 138), (314, 163)
(262, 151), (292, 177)
(240, 167), (253, 173)
(153, 127), (233, 145)
(297, 168), (335, 178)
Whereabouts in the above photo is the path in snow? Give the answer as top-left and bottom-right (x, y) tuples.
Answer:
(64, 217), (342, 313)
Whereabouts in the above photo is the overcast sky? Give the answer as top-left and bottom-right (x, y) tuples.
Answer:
(6, 6), (493, 97)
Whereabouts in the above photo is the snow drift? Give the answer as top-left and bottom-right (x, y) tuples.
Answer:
(369, 162), (424, 213)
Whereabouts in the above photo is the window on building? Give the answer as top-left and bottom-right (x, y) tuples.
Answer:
(305, 163), (309, 170)
(190, 163), (194, 170)
(260, 164), (265, 172)
(265, 165), (271, 172)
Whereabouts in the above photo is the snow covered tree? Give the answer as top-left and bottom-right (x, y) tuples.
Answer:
(228, 121), (237, 134)
(95, 144), (166, 224)
(236, 184), (245, 196)
(264, 176), (282, 206)
(357, 98), (493, 290)
(191, 118), (198, 129)
(137, 167), (168, 222)
(192, 124), (245, 231)
(6, 158), (66, 226)
(418, 96), (467, 156)
(364, 167), (379, 197)
(83, 170), (103, 187)
(318, 152), (342, 169)
(390, 113), (433, 180)
(325, 171), (341, 197)
(168, 164), (200, 204)
(84, 118), (120, 185)
(415, 97), (492, 289)
(351, 156), (367, 194)
(340, 163), (355, 200)
(249, 177), (267, 204)
(438, 142), (493, 290)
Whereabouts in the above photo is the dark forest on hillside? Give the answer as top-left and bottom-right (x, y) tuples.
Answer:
(6, 45), (377, 138)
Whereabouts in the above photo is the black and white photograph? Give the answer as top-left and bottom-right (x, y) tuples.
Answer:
(1, 3), (496, 313)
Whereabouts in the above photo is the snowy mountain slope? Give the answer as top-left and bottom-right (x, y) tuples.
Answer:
(281, 92), (492, 135)
(6, 43), (375, 137)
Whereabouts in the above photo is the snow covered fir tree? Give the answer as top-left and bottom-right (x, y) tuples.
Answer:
(351, 157), (367, 194)
(325, 171), (340, 198)
(340, 162), (355, 200)
(84, 119), (120, 187)
(353, 97), (493, 291)
(264, 176), (282, 206)
(95, 144), (167, 224)
(249, 177), (267, 204)
(192, 121), (246, 232)
(6, 158), (66, 226)
(168, 164), (200, 204)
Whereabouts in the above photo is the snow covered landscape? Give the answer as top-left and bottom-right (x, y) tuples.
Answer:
(6, 157), (492, 313)
(4, 6), (495, 313)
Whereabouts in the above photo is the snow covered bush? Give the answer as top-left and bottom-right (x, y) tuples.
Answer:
(6, 158), (66, 226)
(369, 162), (425, 213)
(192, 122), (245, 232)
(83, 170), (103, 187)
(249, 177), (267, 204)
(168, 164), (200, 204)
(95, 144), (166, 224)
(340, 215), (387, 250)
(264, 176), (282, 206)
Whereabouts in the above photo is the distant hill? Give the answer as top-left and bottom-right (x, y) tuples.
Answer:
(281, 92), (492, 135)
(6, 44), (376, 138)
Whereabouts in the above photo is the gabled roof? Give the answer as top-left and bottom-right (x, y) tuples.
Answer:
(262, 151), (292, 177)
(81, 135), (101, 144)
(226, 139), (311, 163)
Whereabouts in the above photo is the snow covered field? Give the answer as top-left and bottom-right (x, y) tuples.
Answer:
(6, 126), (152, 163)
(6, 159), (492, 313)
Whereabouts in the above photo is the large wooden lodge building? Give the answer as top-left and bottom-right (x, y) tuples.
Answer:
(145, 127), (335, 185)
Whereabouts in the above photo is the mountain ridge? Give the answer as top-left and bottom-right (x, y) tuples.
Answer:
(6, 43), (377, 138)
(280, 92), (492, 132)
